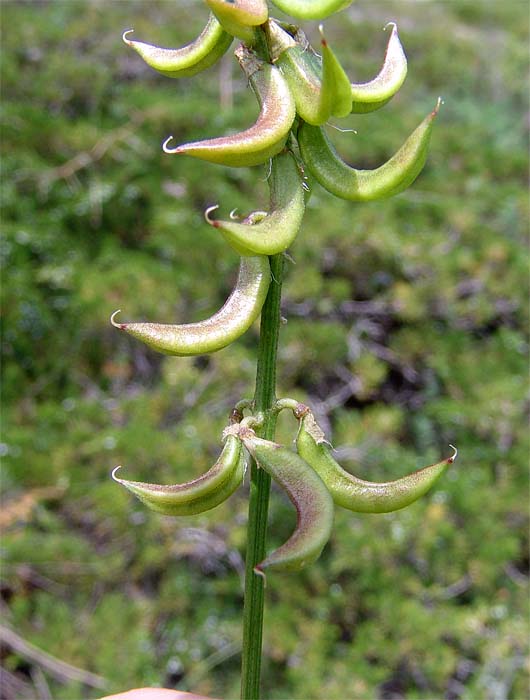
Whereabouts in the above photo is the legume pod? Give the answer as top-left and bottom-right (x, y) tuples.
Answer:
(238, 426), (334, 572)
(163, 46), (296, 167)
(350, 23), (408, 114)
(298, 98), (441, 201)
(205, 150), (305, 255)
(111, 255), (270, 356)
(122, 14), (233, 78)
(296, 410), (457, 513)
(112, 434), (245, 516)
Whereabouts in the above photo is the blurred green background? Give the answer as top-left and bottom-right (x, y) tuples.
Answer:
(1, 1), (528, 698)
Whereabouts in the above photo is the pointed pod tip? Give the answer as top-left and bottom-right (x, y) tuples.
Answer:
(111, 465), (123, 482)
(448, 444), (458, 463)
(162, 135), (180, 154)
(433, 96), (444, 116)
(204, 204), (220, 225)
(384, 21), (397, 32)
(122, 29), (134, 44)
(110, 309), (126, 329)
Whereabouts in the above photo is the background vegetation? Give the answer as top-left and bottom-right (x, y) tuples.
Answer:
(1, 1), (528, 698)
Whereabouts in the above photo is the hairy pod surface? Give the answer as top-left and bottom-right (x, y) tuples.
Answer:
(111, 255), (270, 355)
(112, 435), (245, 516)
(238, 427), (334, 572)
(296, 411), (457, 513)
(298, 98), (441, 201)
(122, 14), (233, 78)
(350, 23), (408, 113)
(163, 47), (296, 167)
(270, 0), (352, 20)
(205, 0), (268, 44)
(205, 151), (305, 255)
(268, 22), (349, 125)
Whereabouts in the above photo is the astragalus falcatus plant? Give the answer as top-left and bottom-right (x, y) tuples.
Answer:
(112, 2), (455, 697)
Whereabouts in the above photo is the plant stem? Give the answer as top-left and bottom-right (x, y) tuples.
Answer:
(240, 253), (285, 700)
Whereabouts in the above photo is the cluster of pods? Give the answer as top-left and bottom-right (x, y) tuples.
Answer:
(114, 402), (457, 574)
(112, 1), (452, 574)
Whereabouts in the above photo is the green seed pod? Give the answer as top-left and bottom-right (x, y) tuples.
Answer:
(350, 23), (408, 114)
(296, 410), (457, 513)
(267, 22), (350, 125)
(205, 151), (305, 255)
(122, 14), (233, 78)
(163, 46), (296, 167)
(297, 98), (441, 201)
(205, 0), (268, 44)
(111, 255), (270, 356)
(112, 434), (245, 516)
(238, 426), (334, 572)
(270, 0), (352, 21)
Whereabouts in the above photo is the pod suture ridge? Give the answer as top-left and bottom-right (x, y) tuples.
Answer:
(113, 2), (450, 578)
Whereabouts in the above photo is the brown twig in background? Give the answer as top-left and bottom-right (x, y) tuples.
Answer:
(0, 624), (108, 690)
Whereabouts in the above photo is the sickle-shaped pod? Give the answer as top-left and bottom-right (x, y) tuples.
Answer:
(122, 14), (233, 79)
(296, 410), (457, 513)
(297, 98), (441, 201)
(270, 0), (352, 20)
(237, 426), (334, 572)
(350, 23), (408, 114)
(205, 151), (305, 256)
(205, 0), (268, 44)
(163, 46), (296, 167)
(267, 21), (350, 125)
(112, 435), (245, 516)
(111, 255), (270, 356)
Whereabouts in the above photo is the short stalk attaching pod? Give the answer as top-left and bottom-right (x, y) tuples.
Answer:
(296, 410), (457, 513)
(270, 0), (352, 20)
(122, 14), (233, 78)
(111, 255), (270, 356)
(350, 23), (408, 114)
(205, 151), (305, 256)
(237, 426), (334, 572)
(205, 0), (268, 44)
(112, 434), (246, 516)
(163, 46), (296, 167)
(297, 98), (441, 201)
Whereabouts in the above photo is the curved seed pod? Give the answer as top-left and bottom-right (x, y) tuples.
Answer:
(122, 15), (233, 78)
(296, 411), (457, 513)
(163, 47), (296, 167)
(298, 98), (441, 201)
(205, 151), (305, 255)
(238, 427), (334, 572)
(112, 435), (245, 516)
(111, 255), (270, 356)
(350, 23), (408, 114)
(205, 0), (268, 44)
(268, 22), (350, 125)
(270, 0), (352, 20)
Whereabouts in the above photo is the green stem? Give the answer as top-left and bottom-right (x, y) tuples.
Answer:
(240, 253), (285, 700)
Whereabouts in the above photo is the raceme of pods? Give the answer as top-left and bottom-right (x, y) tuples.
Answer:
(163, 46), (296, 167)
(111, 255), (270, 356)
(235, 425), (334, 572)
(205, 150), (305, 255)
(271, 0), (353, 20)
(122, 14), (233, 78)
(298, 98), (441, 201)
(112, 434), (246, 516)
(295, 408), (457, 513)
(114, 2), (449, 579)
